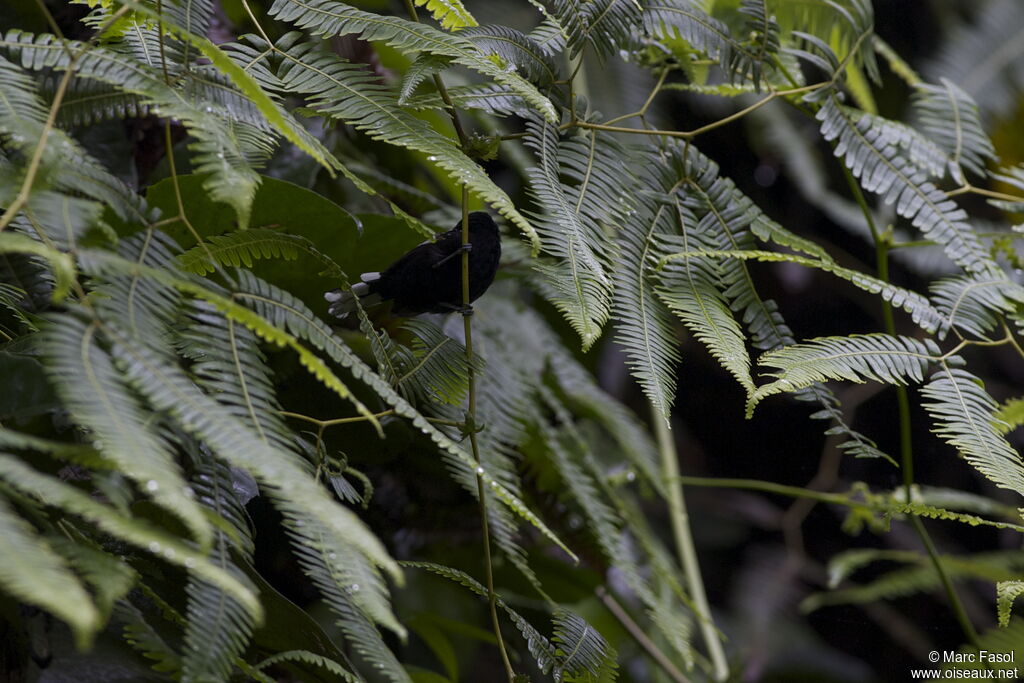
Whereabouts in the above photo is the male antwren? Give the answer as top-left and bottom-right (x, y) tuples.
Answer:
(325, 212), (501, 318)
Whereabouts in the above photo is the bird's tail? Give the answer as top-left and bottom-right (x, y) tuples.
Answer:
(325, 272), (383, 318)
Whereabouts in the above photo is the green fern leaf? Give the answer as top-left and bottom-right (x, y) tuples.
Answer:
(40, 309), (213, 550)
(275, 41), (539, 251)
(922, 362), (1024, 500)
(0, 497), (100, 648)
(256, 651), (359, 682)
(552, 609), (619, 681)
(818, 96), (1001, 276)
(752, 334), (941, 411)
(525, 123), (623, 349)
(997, 581), (1024, 628)
(230, 274), (577, 562)
(411, 0), (478, 30)
(543, 0), (643, 59)
(461, 24), (560, 85)
(912, 78), (996, 180)
(660, 249), (944, 333)
(929, 274), (1024, 340)
(267, 0), (557, 122)
(611, 174), (681, 418)
(0, 455), (261, 617)
(994, 397), (1024, 435)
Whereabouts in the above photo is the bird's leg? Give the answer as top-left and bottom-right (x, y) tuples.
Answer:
(432, 242), (472, 268)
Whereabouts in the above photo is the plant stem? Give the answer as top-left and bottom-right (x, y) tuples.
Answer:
(652, 407), (729, 681)
(459, 188), (515, 681)
(596, 586), (690, 683)
(840, 165), (979, 646)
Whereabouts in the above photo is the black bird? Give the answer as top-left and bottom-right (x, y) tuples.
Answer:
(325, 211), (501, 318)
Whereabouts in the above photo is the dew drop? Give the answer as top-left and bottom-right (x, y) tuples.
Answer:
(475, 466), (485, 475)
(148, 541), (161, 553)
(185, 558), (197, 568)
(164, 548), (176, 561)
(350, 584), (360, 593)
(145, 480), (159, 492)
(328, 552), (337, 560)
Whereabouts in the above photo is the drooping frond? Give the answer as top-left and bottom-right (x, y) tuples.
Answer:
(525, 121), (626, 349)
(0, 454), (260, 617)
(403, 83), (533, 118)
(911, 78), (996, 181)
(181, 463), (258, 682)
(751, 334), (942, 412)
(922, 362), (1024, 500)
(654, 201), (756, 398)
(611, 157), (681, 418)
(0, 496), (100, 648)
(275, 40), (539, 251)
(175, 228), (342, 278)
(268, 0), (557, 122)
(540, 0), (643, 59)
(818, 96), (1001, 276)
(929, 274), (1024, 340)
(39, 309), (212, 549)
(255, 651), (359, 682)
(403, 561), (560, 674)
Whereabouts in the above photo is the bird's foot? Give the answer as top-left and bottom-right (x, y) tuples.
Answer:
(432, 242), (473, 269)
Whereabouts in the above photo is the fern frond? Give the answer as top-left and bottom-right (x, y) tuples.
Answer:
(922, 362), (1024, 500)
(403, 561), (559, 674)
(818, 96), (1001, 276)
(403, 83), (532, 118)
(643, 0), (759, 84)
(525, 122), (625, 349)
(267, 0), (557, 122)
(997, 581), (1024, 628)
(0, 497), (100, 648)
(275, 41), (539, 251)
(912, 78), (996, 181)
(654, 196), (755, 397)
(411, 0), (478, 30)
(929, 274), (1024, 340)
(255, 650), (359, 682)
(772, 0), (878, 82)
(541, 0), (643, 59)
(660, 248), (944, 333)
(461, 24), (560, 85)
(229, 274), (577, 562)
(40, 309), (213, 549)
(0, 30), (261, 227)
(552, 609), (619, 681)
(0, 232), (75, 302)
(751, 334), (942, 411)
(182, 464), (258, 682)
(0, 454), (261, 617)
(176, 228), (342, 278)
(611, 172), (681, 418)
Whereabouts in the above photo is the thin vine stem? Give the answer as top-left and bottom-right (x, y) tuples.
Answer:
(595, 586), (690, 683)
(652, 407), (729, 682)
(839, 164), (980, 647)
(400, 3), (513, 677)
